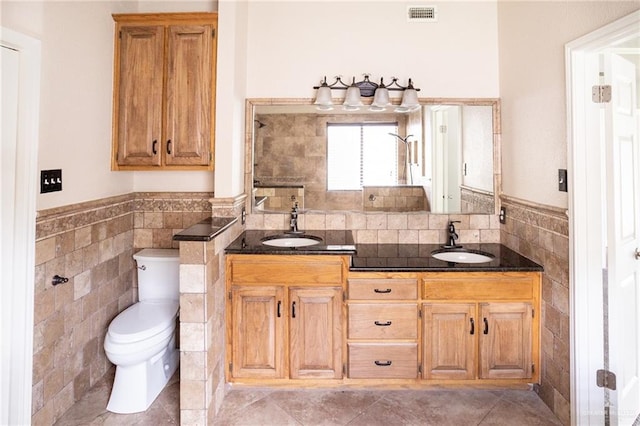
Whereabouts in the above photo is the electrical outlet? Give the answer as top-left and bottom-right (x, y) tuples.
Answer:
(499, 207), (506, 224)
(558, 169), (568, 192)
(41, 169), (62, 193)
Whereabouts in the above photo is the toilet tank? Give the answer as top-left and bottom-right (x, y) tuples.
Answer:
(133, 249), (180, 301)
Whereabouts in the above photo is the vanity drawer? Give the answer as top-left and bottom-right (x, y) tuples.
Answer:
(348, 278), (417, 300)
(348, 343), (418, 379)
(348, 304), (417, 339)
(423, 274), (534, 301)
(228, 255), (344, 285)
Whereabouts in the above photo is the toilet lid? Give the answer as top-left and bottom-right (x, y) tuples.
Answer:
(108, 300), (179, 343)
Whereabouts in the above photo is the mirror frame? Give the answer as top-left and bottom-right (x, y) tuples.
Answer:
(244, 98), (501, 215)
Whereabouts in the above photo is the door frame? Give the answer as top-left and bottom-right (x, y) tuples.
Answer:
(0, 27), (41, 425)
(566, 10), (640, 426)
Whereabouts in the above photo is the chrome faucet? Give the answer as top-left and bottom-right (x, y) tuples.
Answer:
(445, 220), (462, 248)
(289, 202), (301, 233)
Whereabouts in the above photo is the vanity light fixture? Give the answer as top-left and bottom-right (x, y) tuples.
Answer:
(313, 74), (421, 112)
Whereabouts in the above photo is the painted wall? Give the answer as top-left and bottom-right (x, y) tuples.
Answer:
(245, 1), (500, 99)
(1, 1), (217, 211)
(498, 0), (640, 209)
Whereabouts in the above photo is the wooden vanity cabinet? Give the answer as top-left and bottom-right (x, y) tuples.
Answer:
(226, 255), (347, 382)
(421, 272), (540, 382)
(112, 13), (217, 170)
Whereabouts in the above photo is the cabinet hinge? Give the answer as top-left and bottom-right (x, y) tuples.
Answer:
(343, 364), (346, 375)
(342, 292), (346, 302)
(418, 308), (422, 319)
(212, 28), (216, 38)
(532, 363), (535, 374)
(228, 291), (232, 300)
(418, 365), (422, 374)
(209, 152), (212, 162)
(597, 369), (617, 390)
(119, 30), (122, 39)
(532, 308), (535, 318)
(229, 362), (233, 373)
(592, 85), (612, 103)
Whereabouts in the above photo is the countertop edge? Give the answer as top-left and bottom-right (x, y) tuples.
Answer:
(173, 216), (238, 242)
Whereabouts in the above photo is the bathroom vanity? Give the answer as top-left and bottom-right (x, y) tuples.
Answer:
(224, 231), (542, 387)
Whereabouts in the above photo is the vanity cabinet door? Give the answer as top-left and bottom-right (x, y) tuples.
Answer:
(289, 287), (343, 379)
(230, 286), (285, 379)
(422, 303), (476, 380)
(479, 302), (533, 379)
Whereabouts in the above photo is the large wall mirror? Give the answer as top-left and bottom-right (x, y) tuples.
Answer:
(245, 98), (500, 215)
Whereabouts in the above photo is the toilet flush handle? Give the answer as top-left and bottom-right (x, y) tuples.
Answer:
(138, 265), (146, 270)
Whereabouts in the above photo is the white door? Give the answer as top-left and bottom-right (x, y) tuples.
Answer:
(432, 106), (462, 212)
(0, 28), (40, 425)
(605, 52), (640, 425)
(1, 43), (20, 426)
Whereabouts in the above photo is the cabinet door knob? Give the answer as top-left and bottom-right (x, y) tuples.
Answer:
(374, 320), (392, 326)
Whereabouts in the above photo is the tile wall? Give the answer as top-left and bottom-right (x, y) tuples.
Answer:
(32, 192), (212, 425)
(246, 210), (501, 245)
(500, 195), (570, 425)
(178, 197), (244, 425)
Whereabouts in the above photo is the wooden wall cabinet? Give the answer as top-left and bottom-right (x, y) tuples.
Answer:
(226, 255), (347, 383)
(111, 13), (217, 170)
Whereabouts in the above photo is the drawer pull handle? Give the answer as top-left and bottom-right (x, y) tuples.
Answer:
(483, 318), (489, 335)
(374, 360), (393, 366)
(374, 288), (392, 294)
(470, 318), (475, 335)
(374, 320), (392, 326)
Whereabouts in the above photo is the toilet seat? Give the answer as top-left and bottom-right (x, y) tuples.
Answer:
(107, 300), (178, 344)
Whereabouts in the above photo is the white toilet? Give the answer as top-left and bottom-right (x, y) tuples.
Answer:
(104, 248), (180, 414)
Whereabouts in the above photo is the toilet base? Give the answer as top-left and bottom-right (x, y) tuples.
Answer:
(106, 336), (179, 414)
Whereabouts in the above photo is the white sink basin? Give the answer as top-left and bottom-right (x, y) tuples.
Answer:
(261, 234), (322, 247)
(431, 249), (494, 264)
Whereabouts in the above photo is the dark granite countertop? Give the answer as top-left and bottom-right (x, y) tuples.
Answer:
(350, 243), (543, 272)
(225, 230), (357, 255)
(224, 232), (541, 272)
(173, 217), (238, 242)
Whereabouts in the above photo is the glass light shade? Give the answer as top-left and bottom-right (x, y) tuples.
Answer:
(343, 85), (363, 107)
(372, 87), (390, 108)
(400, 88), (419, 108)
(314, 85), (333, 106)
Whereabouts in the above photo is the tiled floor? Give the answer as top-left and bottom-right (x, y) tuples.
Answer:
(56, 372), (563, 426)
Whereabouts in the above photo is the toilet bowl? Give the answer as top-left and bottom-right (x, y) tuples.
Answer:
(104, 249), (180, 414)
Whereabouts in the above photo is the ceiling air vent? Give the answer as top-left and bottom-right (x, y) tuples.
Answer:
(407, 5), (438, 22)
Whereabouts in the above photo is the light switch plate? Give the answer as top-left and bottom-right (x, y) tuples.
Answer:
(41, 169), (62, 193)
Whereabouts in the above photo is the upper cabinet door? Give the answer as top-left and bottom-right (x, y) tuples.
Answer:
(164, 24), (214, 167)
(115, 25), (164, 167)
